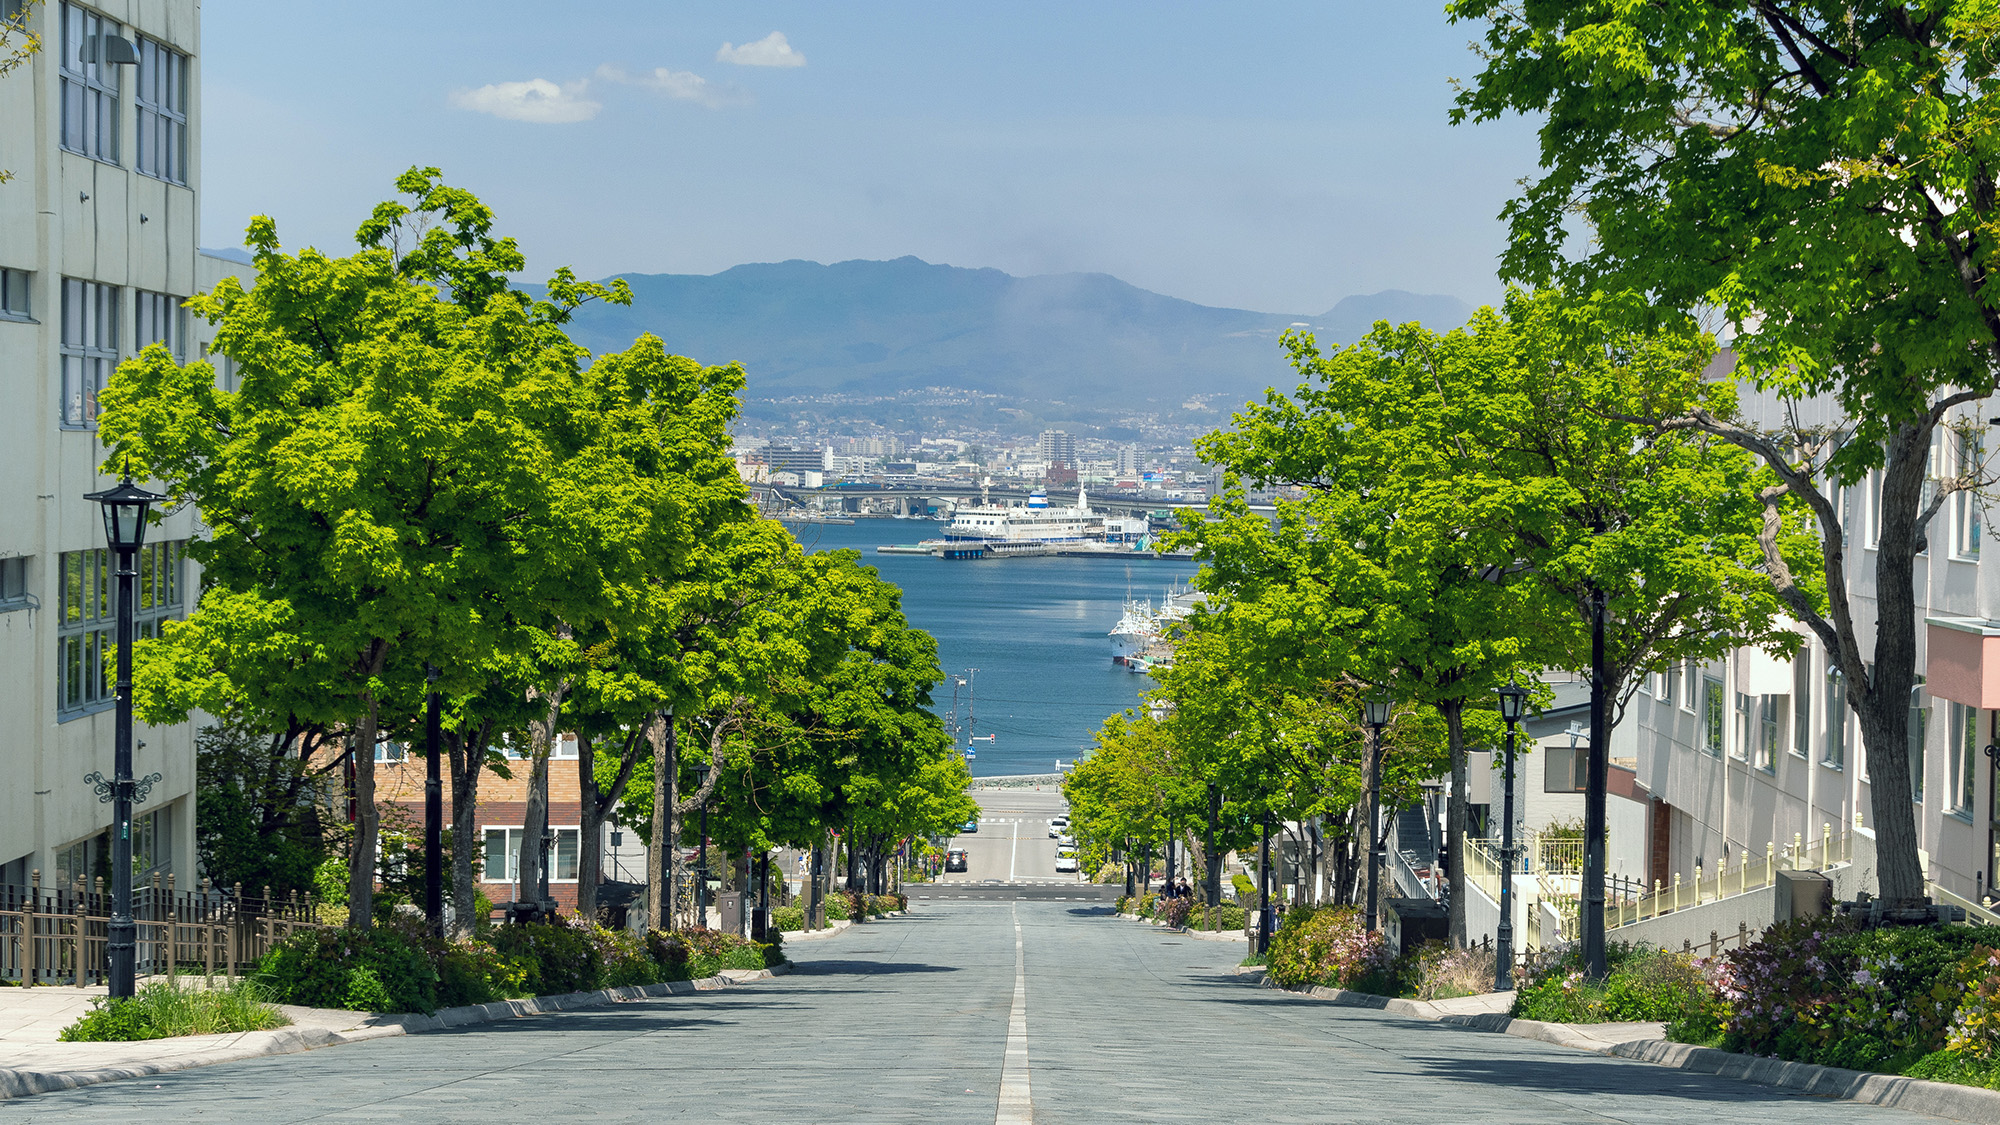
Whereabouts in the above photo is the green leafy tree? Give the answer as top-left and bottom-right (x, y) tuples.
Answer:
(1448, 0), (2000, 910)
(191, 717), (339, 898)
(102, 169), (635, 926)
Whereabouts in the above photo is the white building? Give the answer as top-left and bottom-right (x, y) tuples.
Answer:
(0, 0), (220, 895)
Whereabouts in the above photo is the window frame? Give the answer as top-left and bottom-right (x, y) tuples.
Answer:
(57, 541), (184, 718)
(134, 290), (186, 361)
(0, 267), (31, 320)
(1949, 702), (1979, 816)
(479, 826), (582, 884)
(1703, 675), (1726, 756)
(59, 3), (120, 165)
(134, 36), (188, 185)
(60, 278), (118, 428)
(1954, 429), (1984, 560)
(1792, 653), (1812, 759)
(0, 556), (28, 612)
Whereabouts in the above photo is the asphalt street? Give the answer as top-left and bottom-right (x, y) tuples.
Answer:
(1, 901), (1952, 1123)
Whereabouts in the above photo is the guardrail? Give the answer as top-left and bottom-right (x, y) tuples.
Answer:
(1605, 824), (1851, 931)
(0, 872), (328, 985)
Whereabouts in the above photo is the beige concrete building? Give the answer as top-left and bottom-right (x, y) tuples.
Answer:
(0, 0), (220, 895)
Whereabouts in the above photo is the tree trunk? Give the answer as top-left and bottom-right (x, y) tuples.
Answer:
(518, 743), (550, 912)
(1441, 697), (1469, 948)
(1853, 423), (1932, 910)
(645, 711), (673, 931)
(346, 688), (383, 927)
(1204, 784), (1223, 919)
(446, 718), (492, 939)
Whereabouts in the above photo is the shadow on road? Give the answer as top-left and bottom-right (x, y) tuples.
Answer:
(1404, 1053), (1812, 1104)
(786, 959), (960, 976)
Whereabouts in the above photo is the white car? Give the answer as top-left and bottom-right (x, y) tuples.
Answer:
(1057, 834), (1075, 848)
(1055, 853), (1078, 873)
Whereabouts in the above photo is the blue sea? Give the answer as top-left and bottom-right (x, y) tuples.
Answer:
(789, 520), (1200, 777)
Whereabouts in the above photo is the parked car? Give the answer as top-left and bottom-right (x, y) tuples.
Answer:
(1057, 834), (1075, 848)
(1049, 815), (1069, 837)
(963, 819), (980, 833)
(1055, 853), (1078, 873)
(945, 848), (969, 872)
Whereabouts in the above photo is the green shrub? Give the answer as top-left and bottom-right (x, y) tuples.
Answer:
(60, 997), (165, 1041)
(488, 921), (602, 996)
(256, 919), (440, 1014)
(1905, 1047), (2000, 1090)
(823, 893), (852, 921)
(771, 905), (806, 932)
(59, 979), (288, 1041)
(1512, 943), (1705, 1023)
(1189, 903), (1246, 931)
(1231, 873), (1257, 902)
(1265, 906), (1396, 994)
(435, 939), (525, 1007)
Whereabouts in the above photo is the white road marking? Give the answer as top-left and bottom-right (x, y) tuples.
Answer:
(1008, 819), (1020, 882)
(996, 905), (1031, 1125)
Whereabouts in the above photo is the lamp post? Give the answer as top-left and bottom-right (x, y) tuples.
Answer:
(1362, 690), (1392, 933)
(693, 758), (711, 927)
(1257, 808), (1273, 954)
(1583, 587), (1610, 980)
(1494, 679), (1530, 991)
(83, 476), (163, 998)
(424, 664), (442, 939)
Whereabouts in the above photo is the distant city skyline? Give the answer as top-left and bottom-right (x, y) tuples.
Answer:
(200, 1), (1541, 317)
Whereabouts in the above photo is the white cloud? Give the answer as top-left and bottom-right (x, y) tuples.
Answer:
(715, 31), (805, 68)
(595, 64), (745, 109)
(448, 78), (599, 124)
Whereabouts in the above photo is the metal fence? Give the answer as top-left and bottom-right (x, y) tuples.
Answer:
(1605, 824), (1852, 930)
(0, 872), (329, 986)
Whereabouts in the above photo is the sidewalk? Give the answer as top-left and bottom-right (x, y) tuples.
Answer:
(0, 963), (792, 1099)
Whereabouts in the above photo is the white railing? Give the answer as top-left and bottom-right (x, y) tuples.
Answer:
(1605, 823), (1851, 930)
(1928, 880), (2000, 926)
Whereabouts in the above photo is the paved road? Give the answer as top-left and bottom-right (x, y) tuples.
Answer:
(941, 788), (1082, 888)
(2, 903), (1948, 1123)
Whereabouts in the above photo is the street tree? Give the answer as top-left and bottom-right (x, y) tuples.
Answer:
(102, 168), (635, 926)
(1449, 0), (2000, 914)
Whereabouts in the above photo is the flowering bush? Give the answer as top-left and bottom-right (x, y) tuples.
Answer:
(1706, 916), (2000, 1073)
(1265, 906), (1396, 994)
(1946, 946), (2000, 1062)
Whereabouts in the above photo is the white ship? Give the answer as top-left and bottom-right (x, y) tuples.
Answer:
(1109, 584), (1202, 670)
(935, 487), (1104, 559)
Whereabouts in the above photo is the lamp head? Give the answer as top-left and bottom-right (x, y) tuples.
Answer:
(1362, 691), (1392, 729)
(83, 475), (164, 553)
(1496, 678), (1529, 724)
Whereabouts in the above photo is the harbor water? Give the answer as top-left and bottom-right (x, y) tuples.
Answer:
(788, 519), (1200, 778)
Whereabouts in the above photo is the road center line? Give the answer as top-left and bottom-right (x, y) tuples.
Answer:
(997, 905), (1032, 1125)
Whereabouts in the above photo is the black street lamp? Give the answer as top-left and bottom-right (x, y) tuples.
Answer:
(1494, 678), (1530, 991)
(1362, 690), (1392, 933)
(693, 758), (711, 927)
(83, 475), (164, 998)
(1257, 808), (1273, 954)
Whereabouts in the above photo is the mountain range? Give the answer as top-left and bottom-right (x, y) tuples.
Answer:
(554, 257), (1473, 407)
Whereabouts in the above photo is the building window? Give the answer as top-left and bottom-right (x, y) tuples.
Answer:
(481, 827), (580, 883)
(374, 741), (406, 763)
(1949, 702), (1980, 815)
(135, 291), (185, 360)
(1758, 694), (1780, 772)
(0, 267), (30, 319)
(0, 556), (27, 611)
(135, 38), (187, 184)
(60, 4), (120, 164)
(1955, 432), (1983, 560)
(60, 279), (117, 427)
(1732, 691), (1753, 761)
(1664, 664), (1681, 710)
(58, 542), (184, 716)
(1793, 654), (1812, 758)
(1703, 676), (1725, 755)
(133, 807), (168, 875)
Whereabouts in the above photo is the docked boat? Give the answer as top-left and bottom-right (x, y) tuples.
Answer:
(933, 488), (1104, 560)
(1109, 584), (1202, 670)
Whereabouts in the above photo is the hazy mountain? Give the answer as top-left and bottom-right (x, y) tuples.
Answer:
(564, 257), (1474, 406)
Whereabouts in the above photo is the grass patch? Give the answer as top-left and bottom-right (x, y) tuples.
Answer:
(59, 977), (291, 1041)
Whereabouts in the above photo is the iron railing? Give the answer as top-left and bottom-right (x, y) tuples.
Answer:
(0, 872), (328, 985)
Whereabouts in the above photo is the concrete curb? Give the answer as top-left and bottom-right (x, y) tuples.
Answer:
(0, 962), (794, 1101)
(1254, 975), (2000, 1122)
(772, 909), (908, 943)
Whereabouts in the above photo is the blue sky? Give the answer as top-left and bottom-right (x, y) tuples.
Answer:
(199, 1), (1540, 316)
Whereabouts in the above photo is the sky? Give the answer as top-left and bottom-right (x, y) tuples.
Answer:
(198, 1), (1542, 317)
